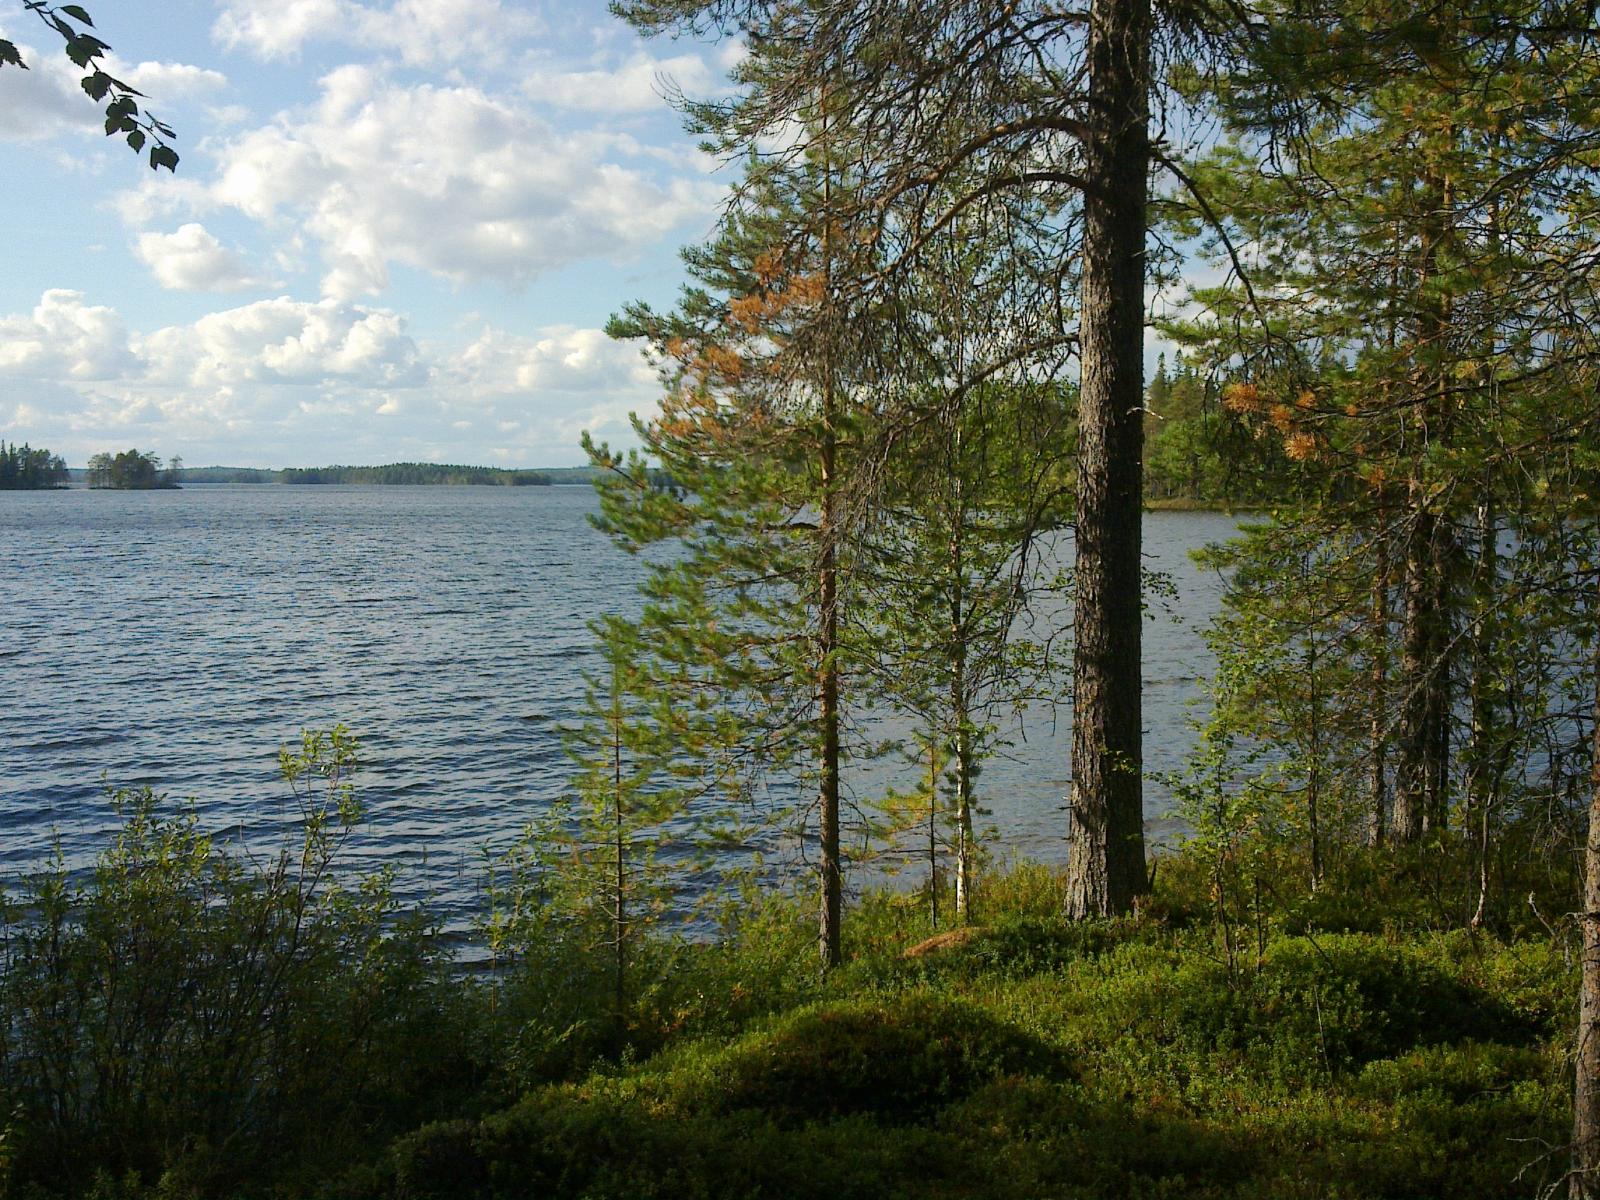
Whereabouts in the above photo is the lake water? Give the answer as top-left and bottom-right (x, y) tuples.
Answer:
(1, 484), (1242, 933)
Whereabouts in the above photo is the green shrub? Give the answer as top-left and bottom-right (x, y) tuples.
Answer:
(388, 1120), (487, 1200)
(479, 885), (823, 1100)
(969, 859), (1071, 922)
(0, 733), (479, 1199)
(674, 993), (1069, 1124)
(1162, 934), (1530, 1081)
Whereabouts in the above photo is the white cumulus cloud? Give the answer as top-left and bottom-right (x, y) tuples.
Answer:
(0, 35), (103, 141)
(453, 324), (653, 392)
(135, 223), (278, 292)
(211, 0), (542, 67)
(141, 296), (428, 388)
(121, 61), (228, 99)
(121, 66), (721, 299)
(523, 50), (721, 114)
(0, 34), (225, 143)
(0, 290), (139, 380)
(0, 286), (660, 467)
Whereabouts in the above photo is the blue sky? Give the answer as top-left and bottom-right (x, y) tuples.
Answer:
(0, 0), (738, 467)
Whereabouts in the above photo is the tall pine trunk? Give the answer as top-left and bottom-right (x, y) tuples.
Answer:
(1394, 506), (1435, 843)
(1064, 0), (1150, 918)
(1572, 566), (1600, 1198)
(1394, 165), (1454, 845)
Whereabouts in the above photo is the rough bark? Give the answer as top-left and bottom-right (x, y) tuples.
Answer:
(1063, 0), (1150, 919)
(1394, 506), (1441, 842)
(1367, 510), (1390, 847)
(816, 92), (842, 973)
(1394, 164), (1454, 845)
(1572, 568), (1600, 1198)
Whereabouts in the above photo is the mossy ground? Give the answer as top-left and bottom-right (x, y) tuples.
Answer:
(335, 856), (1575, 1200)
(5, 823), (1574, 1200)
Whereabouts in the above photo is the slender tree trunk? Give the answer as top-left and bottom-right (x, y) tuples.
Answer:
(1064, 0), (1150, 919)
(1468, 498), (1497, 928)
(1307, 633), (1323, 890)
(816, 86), (842, 972)
(1426, 520), (1455, 834)
(1425, 170), (1458, 837)
(1571, 567), (1600, 1198)
(951, 482), (975, 924)
(1369, 227), (1404, 851)
(1394, 505), (1438, 843)
(1395, 163), (1453, 844)
(613, 696), (626, 1022)
(928, 734), (939, 929)
(954, 707), (974, 924)
(818, 411), (842, 971)
(1368, 505), (1390, 847)
(1469, 143), (1503, 928)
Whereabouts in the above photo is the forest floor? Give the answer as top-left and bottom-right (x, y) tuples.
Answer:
(335, 853), (1576, 1200)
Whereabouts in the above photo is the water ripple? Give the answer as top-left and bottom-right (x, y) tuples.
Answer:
(1, 484), (1235, 933)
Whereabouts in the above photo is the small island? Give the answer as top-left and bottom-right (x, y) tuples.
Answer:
(86, 450), (182, 489)
(0, 442), (70, 489)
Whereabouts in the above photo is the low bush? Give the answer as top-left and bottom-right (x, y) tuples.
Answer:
(0, 780), (1575, 1200)
(0, 734), (480, 1199)
(1164, 934), (1531, 1079)
(674, 992), (1068, 1123)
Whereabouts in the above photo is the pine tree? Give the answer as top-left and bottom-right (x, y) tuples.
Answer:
(866, 377), (1074, 922)
(535, 617), (695, 1022)
(1175, 0), (1600, 854)
(612, 0), (1267, 916)
(597, 139), (884, 970)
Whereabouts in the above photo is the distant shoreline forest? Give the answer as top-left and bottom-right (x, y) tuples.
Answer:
(278, 463), (551, 486)
(0, 442), (70, 489)
(57, 463), (599, 486)
(21, 355), (1291, 502)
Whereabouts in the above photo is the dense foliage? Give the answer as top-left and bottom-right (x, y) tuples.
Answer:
(1142, 357), (1299, 507)
(0, 442), (68, 490)
(171, 466), (276, 483)
(0, 734), (474, 1198)
(9, 0), (1600, 1191)
(0, 772), (1577, 1199)
(85, 450), (180, 490)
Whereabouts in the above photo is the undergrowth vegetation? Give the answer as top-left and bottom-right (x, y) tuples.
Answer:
(0, 762), (1578, 1200)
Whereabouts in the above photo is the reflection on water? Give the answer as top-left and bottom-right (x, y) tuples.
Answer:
(1, 484), (1243, 931)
